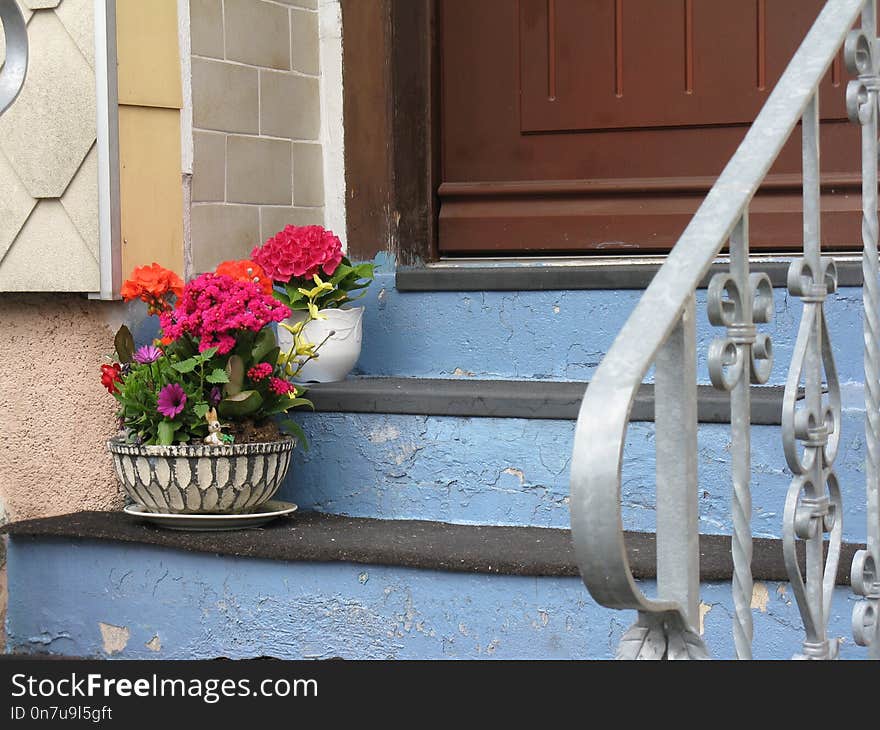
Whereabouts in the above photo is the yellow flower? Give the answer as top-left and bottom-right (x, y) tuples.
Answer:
(278, 320), (305, 335)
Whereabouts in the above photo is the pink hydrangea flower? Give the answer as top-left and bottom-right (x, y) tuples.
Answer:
(159, 273), (290, 355)
(251, 225), (343, 283)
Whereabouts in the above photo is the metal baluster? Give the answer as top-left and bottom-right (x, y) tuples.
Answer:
(781, 91), (844, 660)
(612, 296), (707, 660)
(707, 212), (774, 659)
(846, 2), (880, 657)
(656, 295), (700, 632)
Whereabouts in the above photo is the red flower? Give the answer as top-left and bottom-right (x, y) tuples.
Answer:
(101, 363), (123, 395)
(216, 259), (274, 295)
(251, 225), (343, 284)
(121, 263), (184, 314)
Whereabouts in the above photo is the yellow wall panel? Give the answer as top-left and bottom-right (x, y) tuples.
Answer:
(119, 105), (184, 277)
(116, 0), (183, 109)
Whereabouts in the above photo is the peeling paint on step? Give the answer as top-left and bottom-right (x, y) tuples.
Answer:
(98, 622), (129, 655)
(751, 582), (769, 613)
(358, 572), (369, 585)
(368, 424), (400, 444)
(699, 602), (712, 635)
(452, 367), (476, 377)
(776, 583), (792, 606)
(502, 467), (525, 485)
(145, 635), (161, 652)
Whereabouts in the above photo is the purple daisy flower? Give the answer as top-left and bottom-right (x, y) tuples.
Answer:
(133, 344), (163, 364)
(157, 383), (187, 418)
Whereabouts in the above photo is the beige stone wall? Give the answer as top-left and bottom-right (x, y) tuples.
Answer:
(0, 0), (100, 292)
(189, 0), (326, 273)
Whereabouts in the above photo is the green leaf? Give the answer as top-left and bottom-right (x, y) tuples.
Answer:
(217, 390), (263, 419)
(279, 418), (309, 451)
(329, 263), (353, 285)
(167, 335), (197, 359)
(231, 331), (257, 359)
(195, 346), (218, 363)
(172, 358), (198, 373)
(206, 368), (230, 384)
(193, 402), (210, 419)
(114, 325), (136, 364)
(264, 346), (280, 370)
(284, 284), (306, 303)
(353, 263), (375, 280)
(251, 328), (277, 363)
(157, 420), (178, 445)
(262, 394), (312, 416)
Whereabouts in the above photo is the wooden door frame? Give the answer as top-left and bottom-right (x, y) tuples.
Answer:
(341, 0), (439, 264)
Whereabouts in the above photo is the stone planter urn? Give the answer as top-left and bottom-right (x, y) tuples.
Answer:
(107, 436), (294, 514)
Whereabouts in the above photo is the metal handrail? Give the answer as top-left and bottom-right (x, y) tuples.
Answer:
(0, 0), (27, 115)
(570, 0), (871, 659)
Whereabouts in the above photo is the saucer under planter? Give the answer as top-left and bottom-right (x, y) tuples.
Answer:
(108, 435), (294, 515)
(279, 306), (364, 382)
(124, 500), (298, 531)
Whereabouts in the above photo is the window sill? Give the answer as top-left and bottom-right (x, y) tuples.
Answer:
(395, 255), (864, 292)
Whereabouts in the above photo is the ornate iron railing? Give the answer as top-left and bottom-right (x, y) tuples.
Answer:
(570, 0), (880, 659)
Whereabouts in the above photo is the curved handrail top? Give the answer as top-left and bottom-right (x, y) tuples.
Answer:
(0, 0), (28, 116)
(570, 0), (867, 611)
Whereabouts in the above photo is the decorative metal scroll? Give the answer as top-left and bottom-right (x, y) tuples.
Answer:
(780, 92), (844, 660)
(0, 0), (27, 115)
(781, 257), (843, 659)
(846, 10), (880, 658)
(706, 213), (774, 660)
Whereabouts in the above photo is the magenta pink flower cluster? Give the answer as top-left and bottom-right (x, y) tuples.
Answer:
(269, 377), (295, 396)
(251, 225), (343, 283)
(247, 363), (273, 381)
(160, 273), (291, 355)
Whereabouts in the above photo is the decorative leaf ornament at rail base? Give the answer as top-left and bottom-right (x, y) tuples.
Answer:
(616, 611), (708, 660)
(781, 256), (843, 660)
(706, 216), (773, 660)
(845, 17), (880, 660)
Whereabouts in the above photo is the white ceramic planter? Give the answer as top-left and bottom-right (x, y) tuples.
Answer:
(279, 306), (364, 382)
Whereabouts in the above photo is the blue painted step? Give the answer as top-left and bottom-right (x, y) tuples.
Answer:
(280, 408), (869, 544)
(356, 265), (867, 385)
(2, 535), (860, 660)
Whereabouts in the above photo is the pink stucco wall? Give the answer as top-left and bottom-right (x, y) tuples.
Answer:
(0, 294), (124, 522)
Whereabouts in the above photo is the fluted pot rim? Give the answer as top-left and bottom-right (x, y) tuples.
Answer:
(107, 433), (295, 458)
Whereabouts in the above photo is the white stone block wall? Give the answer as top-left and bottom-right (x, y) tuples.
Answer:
(189, 0), (342, 273)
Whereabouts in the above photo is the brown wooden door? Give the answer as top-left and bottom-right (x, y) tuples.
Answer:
(439, 0), (863, 255)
